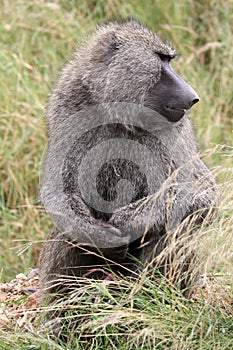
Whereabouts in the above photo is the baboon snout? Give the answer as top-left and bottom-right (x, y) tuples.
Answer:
(183, 84), (200, 110)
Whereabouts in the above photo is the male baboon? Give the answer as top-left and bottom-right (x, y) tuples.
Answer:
(39, 19), (217, 301)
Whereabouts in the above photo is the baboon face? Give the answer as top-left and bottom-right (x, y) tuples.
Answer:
(91, 21), (199, 123)
(144, 54), (200, 122)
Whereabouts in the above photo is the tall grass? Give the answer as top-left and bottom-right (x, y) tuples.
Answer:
(0, 1), (232, 349)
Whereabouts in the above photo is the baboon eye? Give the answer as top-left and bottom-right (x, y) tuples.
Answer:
(157, 53), (179, 62)
(157, 53), (172, 62)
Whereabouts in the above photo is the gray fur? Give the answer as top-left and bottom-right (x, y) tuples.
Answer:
(39, 19), (217, 300)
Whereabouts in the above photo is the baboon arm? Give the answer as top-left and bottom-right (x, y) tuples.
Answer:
(108, 191), (176, 241)
(109, 174), (218, 241)
(42, 191), (130, 250)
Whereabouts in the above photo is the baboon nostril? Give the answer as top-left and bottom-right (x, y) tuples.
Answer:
(191, 98), (200, 107)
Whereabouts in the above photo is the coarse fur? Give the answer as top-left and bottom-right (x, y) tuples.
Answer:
(39, 19), (217, 302)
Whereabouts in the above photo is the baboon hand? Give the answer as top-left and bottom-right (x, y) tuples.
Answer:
(95, 222), (130, 261)
(62, 221), (130, 261)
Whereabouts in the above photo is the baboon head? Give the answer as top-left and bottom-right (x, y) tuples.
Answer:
(79, 19), (199, 123)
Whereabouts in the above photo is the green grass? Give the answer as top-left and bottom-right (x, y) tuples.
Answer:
(0, 0), (232, 349)
(1, 275), (232, 349)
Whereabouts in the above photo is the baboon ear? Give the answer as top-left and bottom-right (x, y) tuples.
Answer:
(107, 33), (120, 58)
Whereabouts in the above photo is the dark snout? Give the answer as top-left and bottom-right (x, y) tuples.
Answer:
(146, 62), (200, 123)
(163, 64), (200, 122)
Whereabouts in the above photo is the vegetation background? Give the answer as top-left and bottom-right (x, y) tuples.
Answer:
(0, 0), (232, 349)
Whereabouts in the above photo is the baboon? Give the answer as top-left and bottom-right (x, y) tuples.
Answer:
(39, 19), (217, 301)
